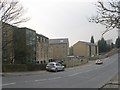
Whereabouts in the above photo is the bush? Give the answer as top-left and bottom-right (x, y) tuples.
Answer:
(2, 64), (47, 72)
(26, 64), (46, 71)
(2, 64), (27, 72)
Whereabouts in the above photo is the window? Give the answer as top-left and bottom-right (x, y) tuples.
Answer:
(44, 60), (46, 64)
(48, 63), (54, 66)
(60, 40), (63, 43)
(37, 36), (39, 39)
(40, 61), (42, 64)
(89, 45), (91, 57)
(56, 63), (61, 66)
(95, 46), (98, 55)
(43, 38), (45, 43)
(41, 37), (43, 43)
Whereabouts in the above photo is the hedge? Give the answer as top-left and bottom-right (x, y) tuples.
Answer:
(2, 64), (46, 72)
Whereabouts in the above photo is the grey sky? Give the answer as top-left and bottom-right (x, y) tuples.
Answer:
(19, 0), (118, 46)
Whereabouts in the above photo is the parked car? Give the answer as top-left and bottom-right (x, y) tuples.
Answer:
(95, 59), (103, 65)
(46, 62), (65, 72)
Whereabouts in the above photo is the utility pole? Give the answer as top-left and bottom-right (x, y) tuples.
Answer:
(118, 30), (120, 38)
(118, 1), (120, 37)
(0, 22), (2, 90)
(118, 1), (120, 86)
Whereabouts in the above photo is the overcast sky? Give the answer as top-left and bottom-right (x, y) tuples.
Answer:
(19, 0), (118, 46)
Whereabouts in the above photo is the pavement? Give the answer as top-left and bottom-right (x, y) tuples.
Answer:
(2, 70), (47, 77)
(100, 74), (119, 89)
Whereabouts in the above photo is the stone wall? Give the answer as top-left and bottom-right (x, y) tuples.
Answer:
(64, 58), (88, 68)
(2, 64), (47, 72)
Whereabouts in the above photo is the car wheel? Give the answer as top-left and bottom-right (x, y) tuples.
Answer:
(55, 68), (58, 72)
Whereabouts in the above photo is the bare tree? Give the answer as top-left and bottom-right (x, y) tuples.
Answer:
(0, 0), (29, 65)
(0, 0), (29, 25)
(89, 0), (120, 35)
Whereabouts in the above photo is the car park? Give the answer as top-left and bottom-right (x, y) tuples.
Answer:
(46, 62), (65, 72)
(95, 59), (103, 65)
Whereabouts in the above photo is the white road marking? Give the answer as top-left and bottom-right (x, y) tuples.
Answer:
(34, 77), (62, 82)
(52, 73), (57, 75)
(68, 73), (80, 77)
(48, 77), (62, 80)
(2, 82), (16, 86)
(34, 79), (47, 82)
(68, 67), (103, 77)
(52, 77), (61, 79)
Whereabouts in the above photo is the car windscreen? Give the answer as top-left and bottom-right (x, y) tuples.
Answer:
(56, 63), (62, 66)
(47, 63), (55, 66)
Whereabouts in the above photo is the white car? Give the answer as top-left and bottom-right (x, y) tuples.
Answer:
(46, 62), (65, 72)
(95, 59), (103, 65)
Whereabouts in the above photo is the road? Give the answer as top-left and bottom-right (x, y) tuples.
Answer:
(2, 54), (118, 88)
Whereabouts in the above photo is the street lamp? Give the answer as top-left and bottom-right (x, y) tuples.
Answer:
(118, 1), (120, 37)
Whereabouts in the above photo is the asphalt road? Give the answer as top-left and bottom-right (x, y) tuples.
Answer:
(2, 54), (118, 88)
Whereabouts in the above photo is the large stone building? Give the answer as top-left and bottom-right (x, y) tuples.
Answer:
(2, 23), (50, 64)
(16, 27), (36, 64)
(49, 38), (69, 61)
(72, 41), (98, 58)
(2, 23), (16, 64)
(2, 23), (37, 64)
(36, 34), (49, 64)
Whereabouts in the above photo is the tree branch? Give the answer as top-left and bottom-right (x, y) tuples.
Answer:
(0, 0), (29, 25)
(89, 0), (120, 35)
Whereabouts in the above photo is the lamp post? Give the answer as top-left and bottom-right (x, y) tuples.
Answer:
(118, 1), (120, 37)
(118, 1), (120, 87)
(0, 22), (2, 90)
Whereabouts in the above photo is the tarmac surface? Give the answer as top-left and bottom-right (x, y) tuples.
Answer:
(1, 70), (119, 89)
(1, 53), (119, 89)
